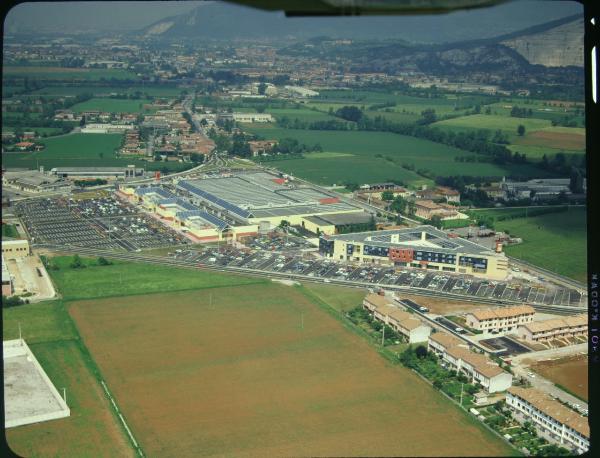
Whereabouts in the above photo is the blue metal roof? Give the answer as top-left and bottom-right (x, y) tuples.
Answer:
(177, 210), (229, 230)
(177, 181), (252, 219)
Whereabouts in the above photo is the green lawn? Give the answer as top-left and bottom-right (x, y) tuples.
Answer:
(47, 256), (266, 301)
(303, 283), (367, 313)
(474, 207), (587, 282)
(70, 98), (153, 114)
(2, 224), (20, 239)
(247, 127), (551, 186)
(3, 66), (139, 81)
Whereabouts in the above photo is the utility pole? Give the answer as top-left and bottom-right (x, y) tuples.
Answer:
(460, 382), (464, 407)
(381, 324), (385, 346)
(18, 322), (22, 341)
(301, 312), (304, 330)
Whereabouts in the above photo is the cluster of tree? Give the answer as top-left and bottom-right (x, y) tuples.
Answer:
(510, 106), (533, 118)
(206, 70), (249, 85)
(336, 216), (377, 235)
(2, 295), (28, 308)
(272, 137), (322, 155)
(74, 179), (108, 188)
(335, 105), (363, 122)
(416, 108), (437, 125)
(540, 152), (586, 177)
(551, 116), (581, 128)
(381, 192), (416, 216)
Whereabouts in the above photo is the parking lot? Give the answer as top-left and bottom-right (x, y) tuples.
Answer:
(479, 336), (533, 357)
(241, 233), (316, 253)
(169, 244), (584, 308)
(15, 197), (189, 252)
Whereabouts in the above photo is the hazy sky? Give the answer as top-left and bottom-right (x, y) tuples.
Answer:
(4, 0), (583, 37)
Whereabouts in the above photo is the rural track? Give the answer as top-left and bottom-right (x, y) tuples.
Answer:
(35, 243), (587, 316)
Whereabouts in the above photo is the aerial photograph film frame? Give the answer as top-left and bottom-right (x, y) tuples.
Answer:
(1, 0), (598, 457)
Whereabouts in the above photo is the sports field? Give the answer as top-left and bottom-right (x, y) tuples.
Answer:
(475, 207), (587, 282)
(3, 301), (134, 457)
(530, 355), (587, 401)
(70, 97), (153, 114)
(68, 284), (514, 457)
(248, 127), (550, 186)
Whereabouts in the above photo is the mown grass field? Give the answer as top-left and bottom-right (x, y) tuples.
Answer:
(47, 255), (265, 301)
(248, 127), (551, 186)
(70, 97), (153, 114)
(68, 284), (515, 457)
(3, 66), (139, 81)
(472, 207), (587, 282)
(3, 301), (134, 458)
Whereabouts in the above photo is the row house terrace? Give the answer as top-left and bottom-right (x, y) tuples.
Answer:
(506, 387), (589, 454)
(465, 305), (535, 333)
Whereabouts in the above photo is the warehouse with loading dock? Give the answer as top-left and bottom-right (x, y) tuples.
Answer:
(319, 225), (509, 280)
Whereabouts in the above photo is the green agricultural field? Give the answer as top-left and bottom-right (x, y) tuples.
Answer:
(1, 133), (190, 172)
(247, 127), (551, 186)
(3, 301), (134, 458)
(30, 84), (184, 97)
(472, 207), (587, 282)
(433, 114), (552, 135)
(1, 133), (123, 169)
(266, 107), (339, 122)
(46, 256), (265, 301)
(70, 97), (153, 114)
(3, 66), (139, 81)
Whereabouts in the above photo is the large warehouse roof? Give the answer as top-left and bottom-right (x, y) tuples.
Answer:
(178, 172), (362, 220)
(324, 225), (497, 256)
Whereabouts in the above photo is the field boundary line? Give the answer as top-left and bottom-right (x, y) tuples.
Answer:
(100, 380), (143, 455)
(60, 302), (144, 458)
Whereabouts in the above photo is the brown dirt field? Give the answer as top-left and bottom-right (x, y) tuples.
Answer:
(515, 130), (585, 150)
(398, 293), (492, 316)
(6, 341), (134, 458)
(530, 354), (588, 401)
(69, 285), (514, 458)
